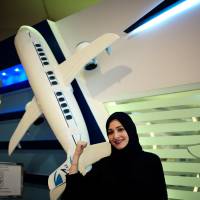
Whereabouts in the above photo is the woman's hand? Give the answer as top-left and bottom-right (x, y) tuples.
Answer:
(74, 141), (88, 158)
(69, 141), (87, 174)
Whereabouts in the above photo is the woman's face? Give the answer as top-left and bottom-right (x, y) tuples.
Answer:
(107, 119), (129, 150)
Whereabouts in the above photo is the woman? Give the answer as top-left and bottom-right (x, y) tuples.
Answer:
(62, 112), (168, 199)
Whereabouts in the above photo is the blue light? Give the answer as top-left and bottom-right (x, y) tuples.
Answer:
(14, 68), (20, 72)
(129, 0), (200, 36)
(0, 64), (28, 87)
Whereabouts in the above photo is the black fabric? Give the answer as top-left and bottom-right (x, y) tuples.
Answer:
(62, 112), (168, 200)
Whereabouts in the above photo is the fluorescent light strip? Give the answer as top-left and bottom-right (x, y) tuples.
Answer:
(129, 0), (200, 36)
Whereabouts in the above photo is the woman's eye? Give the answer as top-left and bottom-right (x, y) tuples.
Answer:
(118, 128), (124, 132)
(107, 130), (113, 135)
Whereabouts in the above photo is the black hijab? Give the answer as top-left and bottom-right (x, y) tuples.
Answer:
(106, 112), (142, 158)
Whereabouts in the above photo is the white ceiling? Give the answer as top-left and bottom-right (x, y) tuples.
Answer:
(0, 0), (100, 41)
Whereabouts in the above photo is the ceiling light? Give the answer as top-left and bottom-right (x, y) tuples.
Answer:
(126, 0), (200, 36)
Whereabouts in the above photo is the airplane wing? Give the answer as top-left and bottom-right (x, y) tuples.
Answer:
(56, 33), (120, 84)
(8, 97), (42, 155)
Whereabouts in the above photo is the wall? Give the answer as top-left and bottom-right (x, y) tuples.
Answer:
(56, 0), (200, 102)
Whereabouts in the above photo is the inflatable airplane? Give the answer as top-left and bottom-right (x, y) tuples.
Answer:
(8, 26), (118, 199)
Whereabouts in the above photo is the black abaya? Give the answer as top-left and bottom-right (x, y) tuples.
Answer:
(62, 112), (168, 200)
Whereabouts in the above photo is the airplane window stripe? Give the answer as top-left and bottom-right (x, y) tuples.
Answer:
(32, 41), (46, 67)
(54, 91), (78, 128)
(32, 41), (50, 67)
(45, 73), (57, 86)
(54, 91), (69, 127)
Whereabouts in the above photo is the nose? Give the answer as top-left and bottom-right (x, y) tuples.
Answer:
(113, 130), (120, 139)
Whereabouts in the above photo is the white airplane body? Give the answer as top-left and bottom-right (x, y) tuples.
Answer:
(8, 26), (118, 199)
(9, 26), (90, 157)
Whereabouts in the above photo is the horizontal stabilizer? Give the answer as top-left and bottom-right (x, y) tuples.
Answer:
(57, 33), (120, 84)
(8, 97), (42, 155)
(79, 142), (111, 175)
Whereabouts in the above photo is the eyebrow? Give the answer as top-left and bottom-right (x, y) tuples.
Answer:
(108, 125), (123, 130)
(116, 126), (123, 128)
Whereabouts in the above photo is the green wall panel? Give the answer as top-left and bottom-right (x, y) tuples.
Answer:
(105, 89), (200, 199)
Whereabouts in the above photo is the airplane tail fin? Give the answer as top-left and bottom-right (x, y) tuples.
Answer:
(50, 183), (66, 200)
(48, 160), (69, 190)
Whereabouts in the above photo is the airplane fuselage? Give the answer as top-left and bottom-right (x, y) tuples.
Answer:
(14, 26), (89, 157)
